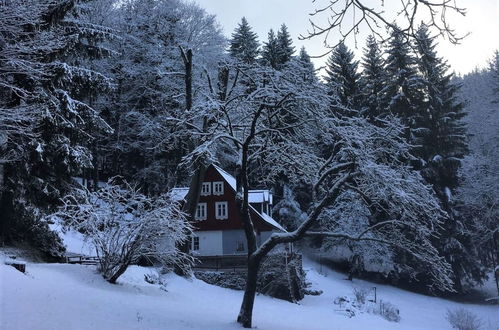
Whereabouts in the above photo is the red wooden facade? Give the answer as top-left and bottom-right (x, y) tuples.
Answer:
(193, 165), (279, 232)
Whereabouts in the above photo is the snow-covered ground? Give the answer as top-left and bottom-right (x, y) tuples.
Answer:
(1, 260), (498, 330)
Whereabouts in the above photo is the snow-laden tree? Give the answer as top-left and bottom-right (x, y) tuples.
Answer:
(229, 17), (260, 64)
(381, 27), (425, 140)
(54, 179), (192, 283)
(413, 25), (481, 292)
(324, 41), (363, 113)
(177, 60), (453, 327)
(261, 29), (280, 69)
(89, 0), (226, 194)
(457, 53), (499, 293)
(276, 24), (295, 67)
(0, 0), (114, 255)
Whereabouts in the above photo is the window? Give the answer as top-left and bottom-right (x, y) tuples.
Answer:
(236, 241), (245, 252)
(201, 182), (211, 196)
(195, 203), (207, 220)
(215, 201), (228, 220)
(213, 181), (224, 195)
(192, 237), (199, 251)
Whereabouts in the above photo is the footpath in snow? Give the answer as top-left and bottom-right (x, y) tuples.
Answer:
(1, 260), (498, 330)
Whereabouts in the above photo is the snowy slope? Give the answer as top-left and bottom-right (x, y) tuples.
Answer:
(1, 261), (498, 330)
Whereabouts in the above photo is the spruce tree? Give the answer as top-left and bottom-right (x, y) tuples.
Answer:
(415, 24), (481, 292)
(276, 24), (295, 67)
(361, 35), (386, 122)
(297, 46), (316, 82)
(261, 29), (280, 69)
(229, 17), (260, 64)
(0, 0), (113, 256)
(382, 27), (425, 139)
(324, 41), (363, 114)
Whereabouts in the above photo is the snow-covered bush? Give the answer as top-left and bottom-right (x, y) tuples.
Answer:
(377, 300), (401, 322)
(54, 179), (193, 283)
(353, 286), (370, 305)
(446, 308), (483, 330)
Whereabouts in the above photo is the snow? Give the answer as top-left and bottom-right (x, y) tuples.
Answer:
(170, 187), (189, 201)
(260, 212), (286, 232)
(248, 190), (272, 204)
(2, 259), (498, 330)
(213, 165), (237, 191)
(49, 222), (96, 257)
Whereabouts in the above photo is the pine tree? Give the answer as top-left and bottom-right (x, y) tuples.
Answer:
(229, 17), (260, 64)
(361, 35), (386, 122)
(324, 41), (363, 114)
(261, 29), (280, 69)
(415, 24), (481, 292)
(276, 24), (295, 67)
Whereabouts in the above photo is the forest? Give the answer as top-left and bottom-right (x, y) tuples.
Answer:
(0, 1), (498, 329)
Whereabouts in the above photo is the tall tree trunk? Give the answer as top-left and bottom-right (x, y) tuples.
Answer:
(179, 46), (193, 111)
(174, 162), (207, 276)
(237, 258), (261, 328)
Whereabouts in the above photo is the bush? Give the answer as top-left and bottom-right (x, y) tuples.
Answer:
(446, 308), (483, 330)
(378, 301), (401, 322)
(353, 286), (370, 305)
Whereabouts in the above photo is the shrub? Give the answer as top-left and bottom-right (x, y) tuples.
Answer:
(446, 308), (483, 330)
(353, 286), (370, 305)
(378, 300), (401, 322)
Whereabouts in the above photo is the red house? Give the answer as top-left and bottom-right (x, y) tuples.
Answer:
(172, 165), (285, 256)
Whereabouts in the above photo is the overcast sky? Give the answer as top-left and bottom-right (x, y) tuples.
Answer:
(194, 0), (499, 76)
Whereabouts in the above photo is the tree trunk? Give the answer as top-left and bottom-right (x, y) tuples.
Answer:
(237, 258), (261, 328)
(179, 46), (193, 111)
(174, 162), (207, 276)
(108, 263), (129, 284)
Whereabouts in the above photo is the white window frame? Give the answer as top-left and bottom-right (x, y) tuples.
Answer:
(192, 237), (199, 251)
(215, 201), (228, 220)
(201, 182), (211, 196)
(195, 202), (207, 220)
(213, 181), (224, 196)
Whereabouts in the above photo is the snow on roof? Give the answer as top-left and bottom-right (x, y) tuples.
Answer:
(259, 211), (285, 232)
(171, 187), (189, 201)
(172, 165), (284, 232)
(248, 190), (273, 205)
(213, 165), (237, 191)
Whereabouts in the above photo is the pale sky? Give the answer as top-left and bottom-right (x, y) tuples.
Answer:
(194, 0), (499, 75)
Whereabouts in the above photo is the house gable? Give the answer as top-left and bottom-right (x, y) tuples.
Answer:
(193, 165), (284, 232)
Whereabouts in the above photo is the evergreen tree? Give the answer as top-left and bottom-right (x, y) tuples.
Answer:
(0, 0), (114, 256)
(415, 24), (481, 292)
(229, 17), (260, 64)
(382, 27), (425, 139)
(276, 24), (295, 66)
(324, 41), (363, 114)
(361, 35), (386, 122)
(261, 29), (280, 69)
(296, 46), (316, 82)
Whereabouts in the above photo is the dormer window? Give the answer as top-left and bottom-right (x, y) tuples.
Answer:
(213, 181), (224, 195)
(195, 202), (207, 221)
(201, 182), (211, 196)
(215, 201), (228, 220)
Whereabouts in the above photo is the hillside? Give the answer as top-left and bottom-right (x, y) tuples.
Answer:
(2, 260), (497, 330)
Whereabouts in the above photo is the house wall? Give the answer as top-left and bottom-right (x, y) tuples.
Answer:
(194, 166), (274, 232)
(193, 231), (223, 256)
(222, 230), (247, 255)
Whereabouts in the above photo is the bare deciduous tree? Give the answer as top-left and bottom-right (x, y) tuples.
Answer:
(178, 61), (454, 328)
(302, 0), (467, 53)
